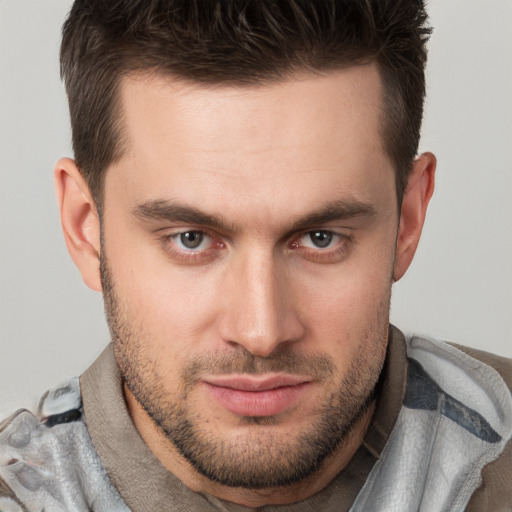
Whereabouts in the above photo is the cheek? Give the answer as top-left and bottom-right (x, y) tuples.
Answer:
(106, 241), (224, 360)
(131, 276), (221, 343)
(294, 250), (393, 358)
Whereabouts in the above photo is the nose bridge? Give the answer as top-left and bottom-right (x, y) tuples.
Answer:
(220, 246), (302, 357)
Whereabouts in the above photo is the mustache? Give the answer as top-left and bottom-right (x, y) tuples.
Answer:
(181, 347), (335, 384)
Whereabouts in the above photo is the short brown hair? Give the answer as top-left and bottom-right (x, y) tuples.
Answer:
(61, 0), (431, 208)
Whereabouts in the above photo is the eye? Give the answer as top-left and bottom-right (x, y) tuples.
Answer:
(290, 229), (351, 263)
(161, 229), (225, 263)
(300, 230), (337, 249)
(172, 231), (210, 251)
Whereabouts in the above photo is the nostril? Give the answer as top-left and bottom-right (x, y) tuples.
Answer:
(7, 458), (19, 465)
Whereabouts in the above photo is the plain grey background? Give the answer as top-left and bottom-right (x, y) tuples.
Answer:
(1, 0), (511, 417)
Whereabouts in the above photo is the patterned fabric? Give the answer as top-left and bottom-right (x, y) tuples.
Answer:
(350, 337), (512, 511)
(0, 337), (510, 511)
(0, 379), (128, 511)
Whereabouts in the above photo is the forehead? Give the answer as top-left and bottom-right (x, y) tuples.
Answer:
(118, 64), (384, 157)
(106, 65), (394, 226)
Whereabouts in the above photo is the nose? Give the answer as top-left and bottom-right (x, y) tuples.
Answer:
(218, 248), (305, 357)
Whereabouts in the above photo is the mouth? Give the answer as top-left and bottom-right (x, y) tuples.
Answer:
(202, 374), (313, 417)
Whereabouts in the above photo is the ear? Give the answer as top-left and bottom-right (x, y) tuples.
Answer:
(393, 152), (436, 281)
(54, 158), (102, 292)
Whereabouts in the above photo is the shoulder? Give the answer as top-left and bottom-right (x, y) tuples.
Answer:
(406, 337), (512, 511)
(450, 343), (512, 390)
(447, 343), (512, 512)
(0, 378), (129, 511)
(0, 378), (84, 508)
(405, 336), (511, 408)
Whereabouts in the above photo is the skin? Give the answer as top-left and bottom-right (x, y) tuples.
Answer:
(55, 64), (435, 507)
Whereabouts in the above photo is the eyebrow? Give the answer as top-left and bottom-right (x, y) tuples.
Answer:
(132, 198), (376, 234)
(132, 200), (238, 232)
(290, 199), (376, 231)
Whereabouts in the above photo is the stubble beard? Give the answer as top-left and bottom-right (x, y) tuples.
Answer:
(100, 253), (389, 489)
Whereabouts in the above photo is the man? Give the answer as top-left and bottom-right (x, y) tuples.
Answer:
(0, 1), (510, 510)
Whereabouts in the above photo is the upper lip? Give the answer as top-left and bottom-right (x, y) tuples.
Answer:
(203, 374), (312, 392)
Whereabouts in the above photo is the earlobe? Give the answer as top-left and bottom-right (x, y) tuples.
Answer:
(393, 152), (436, 282)
(54, 158), (102, 292)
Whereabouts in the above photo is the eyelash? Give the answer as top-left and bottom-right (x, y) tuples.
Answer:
(160, 229), (351, 264)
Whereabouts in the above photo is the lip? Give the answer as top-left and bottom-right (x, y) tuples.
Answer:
(203, 374), (313, 417)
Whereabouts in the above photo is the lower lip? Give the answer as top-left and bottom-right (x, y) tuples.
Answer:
(204, 382), (311, 417)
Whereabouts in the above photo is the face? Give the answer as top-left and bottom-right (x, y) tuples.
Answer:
(101, 65), (399, 489)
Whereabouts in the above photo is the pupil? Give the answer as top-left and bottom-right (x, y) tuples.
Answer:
(181, 232), (203, 249)
(310, 231), (332, 248)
